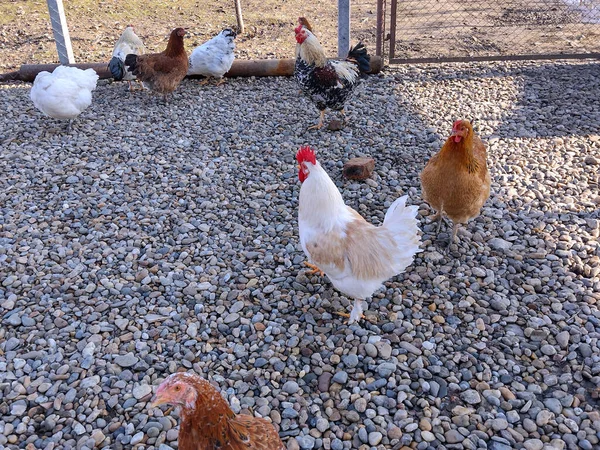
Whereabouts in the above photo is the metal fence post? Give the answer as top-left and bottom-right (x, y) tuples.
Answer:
(338, 0), (350, 57)
(46, 0), (74, 64)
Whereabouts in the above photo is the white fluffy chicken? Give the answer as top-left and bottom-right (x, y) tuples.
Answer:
(30, 66), (99, 131)
(297, 146), (421, 323)
(108, 25), (145, 91)
(187, 28), (236, 85)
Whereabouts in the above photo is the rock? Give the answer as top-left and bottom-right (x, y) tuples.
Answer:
(133, 384), (152, 400)
(368, 432), (383, 446)
(461, 389), (481, 405)
(584, 155), (598, 165)
(556, 330), (570, 348)
(488, 238), (513, 251)
(327, 118), (344, 131)
(332, 371), (348, 384)
(342, 157), (375, 180)
(536, 410), (554, 426)
(540, 344), (557, 356)
(114, 353), (139, 368)
(282, 381), (300, 394)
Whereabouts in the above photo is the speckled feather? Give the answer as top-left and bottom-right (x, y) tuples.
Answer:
(156, 373), (285, 450)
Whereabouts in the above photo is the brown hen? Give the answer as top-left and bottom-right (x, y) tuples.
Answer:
(420, 119), (491, 244)
(124, 28), (188, 101)
(151, 372), (285, 450)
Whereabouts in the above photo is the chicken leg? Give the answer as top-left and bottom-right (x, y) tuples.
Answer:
(429, 211), (444, 233)
(198, 77), (212, 86)
(308, 111), (325, 130)
(304, 261), (324, 277)
(336, 300), (376, 324)
(450, 222), (460, 243)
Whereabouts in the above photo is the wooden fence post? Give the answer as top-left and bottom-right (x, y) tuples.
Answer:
(235, 0), (245, 34)
(46, 0), (74, 64)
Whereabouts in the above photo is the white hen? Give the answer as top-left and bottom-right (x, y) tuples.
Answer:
(108, 25), (145, 91)
(30, 66), (99, 131)
(297, 146), (421, 324)
(188, 28), (236, 85)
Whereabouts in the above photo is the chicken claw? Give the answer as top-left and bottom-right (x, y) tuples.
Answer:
(304, 261), (324, 277)
(429, 212), (445, 233)
(308, 111), (326, 130)
(198, 78), (211, 86)
(335, 309), (377, 325)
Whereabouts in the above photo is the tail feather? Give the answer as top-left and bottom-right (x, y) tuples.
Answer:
(347, 42), (370, 74)
(124, 54), (138, 75)
(383, 195), (421, 263)
(108, 56), (124, 80)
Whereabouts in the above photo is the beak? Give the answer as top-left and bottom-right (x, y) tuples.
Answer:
(151, 393), (168, 408)
(450, 129), (458, 137)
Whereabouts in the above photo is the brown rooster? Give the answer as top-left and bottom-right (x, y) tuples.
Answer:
(420, 119), (491, 244)
(151, 372), (285, 450)
(125, 28), (188, 101)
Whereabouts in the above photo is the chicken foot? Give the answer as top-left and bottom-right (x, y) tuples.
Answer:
(128, 80), (146, 91)
(429, 211), (445, 233)
(335, 300), (376, 324)
(308, 111), (326, 130)
(198, 77), (212, 86)
(304, 262), (325, 277)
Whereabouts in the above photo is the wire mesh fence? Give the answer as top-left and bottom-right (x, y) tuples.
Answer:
(385, 0), (600, 63)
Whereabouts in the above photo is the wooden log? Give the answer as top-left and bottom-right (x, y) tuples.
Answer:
(1, 56), (384, 83)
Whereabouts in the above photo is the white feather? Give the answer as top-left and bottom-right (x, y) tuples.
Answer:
(188, 29), (236, 78)
(330, 60), (359, 83)
(112, 27), (145, 81)
(30, 66), (98, 120)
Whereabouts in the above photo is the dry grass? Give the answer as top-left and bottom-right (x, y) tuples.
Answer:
(0, 0), (377, 71)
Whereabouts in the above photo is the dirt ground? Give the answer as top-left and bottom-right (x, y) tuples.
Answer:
(2, 0), (599, 73)
(0, 0), (377, 72)
(391, 0), (600, 60)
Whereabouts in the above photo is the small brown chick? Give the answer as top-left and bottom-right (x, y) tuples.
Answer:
(420, 119), (491, 244)
(151, 372), (285, 450)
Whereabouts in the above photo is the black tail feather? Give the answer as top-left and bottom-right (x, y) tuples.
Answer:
(347, 42), (371, 74)
(124, 54), (138, 75)
(108, 56), (125, 80)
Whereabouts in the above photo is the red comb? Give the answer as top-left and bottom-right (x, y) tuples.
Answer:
(296, 146), (316, 165)
(452, 119), (463, 129)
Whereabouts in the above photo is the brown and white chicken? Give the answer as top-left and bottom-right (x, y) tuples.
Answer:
(151, 372), (285, 450)
(420, 119), (491, 244)
(297, 146), (421, 323)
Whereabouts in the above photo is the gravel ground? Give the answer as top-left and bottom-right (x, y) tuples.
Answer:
(1, 60), (600, 450)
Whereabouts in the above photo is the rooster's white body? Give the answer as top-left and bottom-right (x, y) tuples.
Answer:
(30, 66), (98, 121)
(188, 28), (236, 79)
(298, 149), (421, 323)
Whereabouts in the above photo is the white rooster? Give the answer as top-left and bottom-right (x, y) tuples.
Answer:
(108, 25), (145, 91)
(187, 28), (236, 85)
(297, 146), (421, 324)
(30, 66), (99, 132)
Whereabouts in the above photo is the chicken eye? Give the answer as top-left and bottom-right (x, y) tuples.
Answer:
(174, 385), (181, 391)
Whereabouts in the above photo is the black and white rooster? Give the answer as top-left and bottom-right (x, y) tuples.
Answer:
(294, 20), (370, 130)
